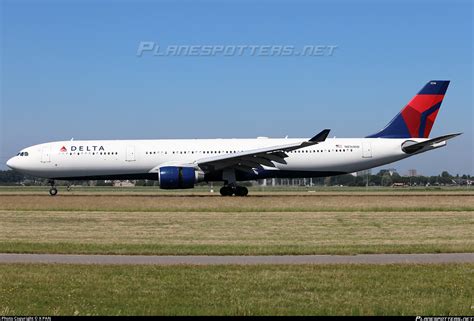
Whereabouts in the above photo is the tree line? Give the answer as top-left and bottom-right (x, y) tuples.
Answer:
(321, 170), (471, 187)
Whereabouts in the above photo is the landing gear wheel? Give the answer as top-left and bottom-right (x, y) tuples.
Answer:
(219, 185), (248, 196)
(48, 180), (58, 196)
(220, 186), (233, 196)
(49, 187), (58, 196)
(234, 186), (248, 197)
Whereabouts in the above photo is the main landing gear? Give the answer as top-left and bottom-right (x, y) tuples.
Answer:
(219, 185), (248, 197)
(48, 180), (58, 196)
(219, 169), (248, 196)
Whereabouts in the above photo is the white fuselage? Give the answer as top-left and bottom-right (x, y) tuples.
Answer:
(6, 137), (426, 181)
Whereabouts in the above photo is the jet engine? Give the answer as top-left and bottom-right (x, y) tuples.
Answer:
(158, 166), (204, 189)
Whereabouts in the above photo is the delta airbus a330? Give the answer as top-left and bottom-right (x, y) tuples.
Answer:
(7, 80), (460, 196)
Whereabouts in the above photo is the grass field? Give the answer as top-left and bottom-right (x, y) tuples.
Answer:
(0, 189), (473, 316)
(1, 263), (473, 315)
(0, 192), (473, 255)
(1, 192), (474, 212)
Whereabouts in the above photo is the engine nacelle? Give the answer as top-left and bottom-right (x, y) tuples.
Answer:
(158, 166), (204, 189)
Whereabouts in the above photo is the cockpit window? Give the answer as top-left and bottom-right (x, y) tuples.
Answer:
(17, 152), (29, 156)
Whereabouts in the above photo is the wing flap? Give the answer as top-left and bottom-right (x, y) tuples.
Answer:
(241, 156), (277, 167)
(260, 153), (287, 164)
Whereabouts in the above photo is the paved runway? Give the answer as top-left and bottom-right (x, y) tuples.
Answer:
(0, 253), (473, 265)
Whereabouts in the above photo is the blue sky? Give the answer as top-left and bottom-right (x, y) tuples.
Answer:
(1, 0), (472, 175)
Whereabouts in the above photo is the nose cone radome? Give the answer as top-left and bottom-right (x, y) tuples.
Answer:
(6, 157), (16, 169)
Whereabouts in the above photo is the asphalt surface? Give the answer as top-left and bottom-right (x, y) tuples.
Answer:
(0, 253), (473, 265)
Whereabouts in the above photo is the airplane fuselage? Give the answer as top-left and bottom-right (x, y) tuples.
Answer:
(7, 137), (426, 181)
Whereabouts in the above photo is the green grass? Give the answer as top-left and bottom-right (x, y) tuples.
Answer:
(1, 194), (472, 213)
(0, 264), (472, 315)
(0, 242), (472, 256)
(0, 210), (472, 255)
(2, 207), (474, 212)
(1, 193), (472, 255)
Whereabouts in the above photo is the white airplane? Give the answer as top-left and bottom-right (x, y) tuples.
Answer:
(6, 80), (461, 196)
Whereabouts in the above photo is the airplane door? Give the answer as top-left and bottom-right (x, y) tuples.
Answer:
(41, 146), (51, 163)
(362, 142), (372, 158)
(126, 146), (136, 162)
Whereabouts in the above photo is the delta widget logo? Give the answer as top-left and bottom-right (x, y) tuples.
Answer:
(59, 145), (105, 152)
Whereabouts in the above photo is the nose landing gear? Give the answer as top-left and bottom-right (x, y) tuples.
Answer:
(48, 180), (58, 196)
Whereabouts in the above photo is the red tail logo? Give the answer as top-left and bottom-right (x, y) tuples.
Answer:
(367, 80), (450, 138)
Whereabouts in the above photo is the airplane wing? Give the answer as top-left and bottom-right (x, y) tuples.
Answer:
(401, 133), (462, 154)
(195, 129), (330, 173)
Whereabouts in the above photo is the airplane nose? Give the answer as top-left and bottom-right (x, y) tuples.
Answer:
(6, 157), (16, 169)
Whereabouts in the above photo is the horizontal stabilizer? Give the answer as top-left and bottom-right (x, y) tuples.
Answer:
(401, 133), (462, 154)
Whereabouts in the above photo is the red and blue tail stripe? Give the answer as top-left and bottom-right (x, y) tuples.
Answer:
(367, 80), (449, 138)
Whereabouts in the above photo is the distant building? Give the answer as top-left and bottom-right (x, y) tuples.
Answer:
(113, 180), (135, 187)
